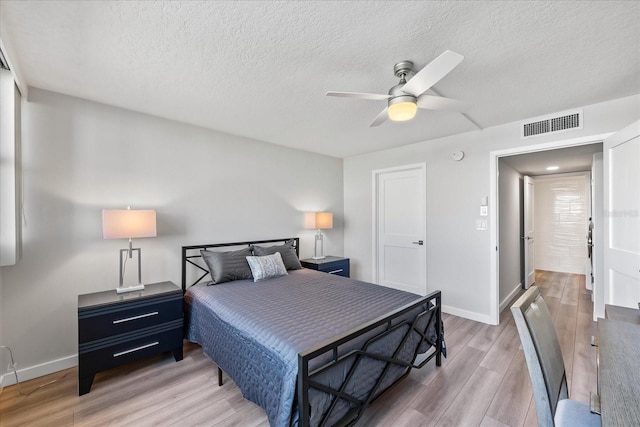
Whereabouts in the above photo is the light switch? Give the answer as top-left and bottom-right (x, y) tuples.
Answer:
(480, 206), (488, 216)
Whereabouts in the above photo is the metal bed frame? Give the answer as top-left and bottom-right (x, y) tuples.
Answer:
(181, 238), (442, 427)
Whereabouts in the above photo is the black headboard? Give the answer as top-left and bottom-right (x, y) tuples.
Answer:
(181, 237), (300, 292)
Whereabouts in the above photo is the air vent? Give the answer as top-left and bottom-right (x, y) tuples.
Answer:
(521, 110), (583, 138)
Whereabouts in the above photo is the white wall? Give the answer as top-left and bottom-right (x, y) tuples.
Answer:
(534, 173), (589, 274)
(0, 88), (344, 385)
(344, 94), (639, 323)
(498, 161), (522, 310)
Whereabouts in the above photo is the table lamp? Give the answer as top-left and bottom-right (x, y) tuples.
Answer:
(102, 207), (157, 293)
(304, 211), (333, 259)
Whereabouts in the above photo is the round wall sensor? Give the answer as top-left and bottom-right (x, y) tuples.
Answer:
(452, 150), (465, 161)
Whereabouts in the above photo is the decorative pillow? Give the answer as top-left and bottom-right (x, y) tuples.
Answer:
(253, 239), (302, 270)
(200, 247), (253, 284)
(246, 252), (288, 282)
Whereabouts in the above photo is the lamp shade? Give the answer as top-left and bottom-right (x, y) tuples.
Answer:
(315, 212), (333, 229)
(304, 211), (333, 230)
(304, 212), (317, 229)
(102, 209), (157, 239)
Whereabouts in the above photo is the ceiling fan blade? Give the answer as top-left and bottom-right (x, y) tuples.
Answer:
(417, 94), (469, 112)
(401, 50), (464, 97)
(369, 107), (388, 127)
(326, 91), (391, 101)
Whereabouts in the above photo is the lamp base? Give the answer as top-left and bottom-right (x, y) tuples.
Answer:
(116, 284), (145, 294)
(313, 231), (326, 259)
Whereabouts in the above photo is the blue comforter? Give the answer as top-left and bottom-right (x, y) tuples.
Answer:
(184, 268), (428, 426)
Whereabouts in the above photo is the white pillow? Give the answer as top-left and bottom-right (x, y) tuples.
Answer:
(246, 252), (288, 282)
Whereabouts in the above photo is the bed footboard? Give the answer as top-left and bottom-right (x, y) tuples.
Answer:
(297, 290), (442, 427)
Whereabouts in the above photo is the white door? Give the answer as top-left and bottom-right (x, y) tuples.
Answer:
(603, 120), (640, 308)
(373, 164), (427, 295)
(523, 175), (536, 288)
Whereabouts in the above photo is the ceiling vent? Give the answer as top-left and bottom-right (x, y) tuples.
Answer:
(521, 109), (583, 139)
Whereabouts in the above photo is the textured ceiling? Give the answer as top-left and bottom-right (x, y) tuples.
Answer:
(1, 1), (639, 158)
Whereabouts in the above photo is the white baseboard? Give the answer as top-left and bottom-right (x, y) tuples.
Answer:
(442, 305), (492, 324)
(499, 283), (523, 313)
(0, 354), (77, 387)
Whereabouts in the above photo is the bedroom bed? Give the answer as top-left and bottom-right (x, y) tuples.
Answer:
(182, 238), (443, 427)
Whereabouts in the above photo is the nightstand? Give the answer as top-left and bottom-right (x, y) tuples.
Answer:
(77, 281), (183, 395)
(300, 256), (350, 278)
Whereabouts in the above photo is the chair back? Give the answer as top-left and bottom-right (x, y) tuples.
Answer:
(511, 286), (568, 426)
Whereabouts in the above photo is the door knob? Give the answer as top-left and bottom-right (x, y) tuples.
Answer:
(412, 240), (424, 245)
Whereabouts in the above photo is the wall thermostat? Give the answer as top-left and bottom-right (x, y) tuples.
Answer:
(452, 150), (464, 161)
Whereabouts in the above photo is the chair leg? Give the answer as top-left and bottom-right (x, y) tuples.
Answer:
(218, 367), (224, 386)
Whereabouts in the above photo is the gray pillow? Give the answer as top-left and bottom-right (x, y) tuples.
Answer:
(201, 247), (253, 284)
(246, 252), (288, 282)
(252, 239), (302, 270)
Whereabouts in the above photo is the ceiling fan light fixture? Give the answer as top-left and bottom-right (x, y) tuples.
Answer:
(388, 96), (417, 122)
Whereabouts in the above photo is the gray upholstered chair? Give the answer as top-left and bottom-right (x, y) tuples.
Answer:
(510, 286), (600, 427)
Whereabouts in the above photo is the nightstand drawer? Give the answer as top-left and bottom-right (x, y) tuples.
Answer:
(78, 320), (183, 379)
(316, 259), (349, 276)
(79, 295), (182, 342)
(300, 257), (350, 278)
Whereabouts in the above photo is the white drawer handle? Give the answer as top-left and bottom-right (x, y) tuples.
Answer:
(328, 269), (343, 274)
(113, 311), (159, 324)
(113, 342), (159, 357)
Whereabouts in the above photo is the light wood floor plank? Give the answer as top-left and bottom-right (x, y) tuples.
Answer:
(356, 377), (427, 427)
(387, 407), (432, 426)
(467, 309), (512, 352)
(524, 398), (539, 427)
(441, 313), (466, 334)
(478, 319), (519, 375)
(480, 415), (511, 427)
(409, 345), (486, 420)
(212, 401), (270, 427)
(435, 366), (503, 427)
(485, 350), (533, 426)
(554, 303), (577, 381)
(122, 380), (230, 426)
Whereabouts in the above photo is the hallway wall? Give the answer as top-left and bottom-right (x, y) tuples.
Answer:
(498, 160), (523, 310)
(534, 173), (589, 274)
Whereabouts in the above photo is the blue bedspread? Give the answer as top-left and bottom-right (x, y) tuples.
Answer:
(184, 268), (428, 426)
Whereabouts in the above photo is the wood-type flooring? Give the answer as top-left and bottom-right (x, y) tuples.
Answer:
(0, 271), (596, 426)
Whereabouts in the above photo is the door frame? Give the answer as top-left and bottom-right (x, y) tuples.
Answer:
(523, 175), (535, 289)
(372, 162), (427, 286)
(489, 133), (612, 325)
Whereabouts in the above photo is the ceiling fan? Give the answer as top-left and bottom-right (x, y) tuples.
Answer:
(326, 50), (468, 127)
